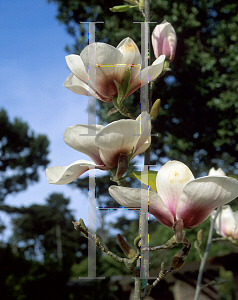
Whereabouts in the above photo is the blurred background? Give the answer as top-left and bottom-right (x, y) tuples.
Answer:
(1, 0), (238, 299)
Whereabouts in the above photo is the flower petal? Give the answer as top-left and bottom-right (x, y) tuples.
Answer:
(128, 55), (165, 95)
(45, 160), (96, 185)
(140, 55), (165, 86)
(156, 161), (195, 218)
(208, 167), (226, 176)
(94, 119), (142, 168)
(133, 111), (151, 157)
(65, 54), (88, 84)
(80, 43), (125, 99)
(64, 73), (98, 98)
(116, 37), (141, 81)
(109, 186), (174, 227)
(213, 205), (237, 237)
(176, 176), (238, 229)
(63, 124), (105, 165)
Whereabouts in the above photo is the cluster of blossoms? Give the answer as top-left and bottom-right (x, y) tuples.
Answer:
(46, 20), (238, 238)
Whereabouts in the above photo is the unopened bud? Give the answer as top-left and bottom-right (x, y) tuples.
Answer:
(197, 229), (203, 245)
(171, 244), (191, 271)
(152, 20), (177, 62)
(117, 234), (136, 258)
(110, 5), (134, 12)
(150, 99), (161, 120)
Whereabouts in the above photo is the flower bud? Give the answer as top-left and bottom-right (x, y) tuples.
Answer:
(117, 234), (136, 258)
(152, 20), (177, 62)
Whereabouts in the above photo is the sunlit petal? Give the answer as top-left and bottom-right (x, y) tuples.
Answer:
(45, 160), (96, 185)
(63, 73), (98, 98)
(63, 124), (105, 165)
(156, 160), (194, 218)
(176, 176), (238, 229)
(95, 119), (141, 168)
(109, 186), (174, 227)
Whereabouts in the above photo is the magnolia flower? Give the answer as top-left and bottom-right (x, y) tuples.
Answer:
(208, 167), (226, 176)
(64, 37), (165, 102)
(152, 21), (177, 62)
(45, 112), (151, 185)
(212, 205), (238, 240)
(109, 160), (238, 229)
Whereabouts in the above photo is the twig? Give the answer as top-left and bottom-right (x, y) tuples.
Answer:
(193, 207), (221, 300)
(141, 267), (173, 299)
(73, 220), (140, 276)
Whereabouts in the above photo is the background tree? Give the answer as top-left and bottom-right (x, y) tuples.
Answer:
(0, 108), (50, 203)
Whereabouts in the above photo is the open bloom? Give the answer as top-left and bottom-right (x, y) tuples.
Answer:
(152, 21), (177, 62)
(208, 167), (226, 176)
(64, 37), (165, 102)
(109, 160), (238, 229)
(212, 205), (238, 240)
(45, 112), (151, 185)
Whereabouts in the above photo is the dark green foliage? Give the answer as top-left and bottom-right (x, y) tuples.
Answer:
(11, 193), (87, 267)
(0, 108), (50, 202)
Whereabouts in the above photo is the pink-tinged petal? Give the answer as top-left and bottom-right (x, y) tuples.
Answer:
(94, 119), (141, 168)
(116, 37), (141, 81)
(65, 54), (88, 84)
(63, 73), (98, 98)
(213, 206), (237, 237)
(233, 210), (238, 239)
(176, 176), (238, 229)
(156, 161), (195, 218)
(80, 43), (125, 99)
(45, 160), (96, 185)
(63, 124), (105, 166)
(109, 186), (174, 227)
(152, 21), (177, 61)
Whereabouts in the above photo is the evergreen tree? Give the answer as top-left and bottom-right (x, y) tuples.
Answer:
(0, 108), (50, 202)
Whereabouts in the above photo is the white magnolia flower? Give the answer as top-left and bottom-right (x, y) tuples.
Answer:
(208, 167), (226, 176)
(64, 37), (165, 102)
(212, 205), (238, 240)
(45, 112), (151, 184)
(109, 160), (238, 229)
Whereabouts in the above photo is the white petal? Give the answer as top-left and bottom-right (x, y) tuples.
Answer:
(117, 37), (141, 81)
(63, 124), (105, 165)
(94, 119), (141, 168)
(81, 43), (126, 98)
(133, 111), (151, 157)
(156, 161), (195, 218)
(140, 55), (165, 86)
(65, 54), (88, 84)
(128, 55), (165, 95)
(45, 160), (96, 185)
(176, 176), (238, 229)
(64, 73), (98, 98)
(208, 167), (226, 176)
(109, 186), (174, 227)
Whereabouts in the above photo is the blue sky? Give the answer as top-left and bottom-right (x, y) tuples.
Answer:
(0, 0), (94, 239)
